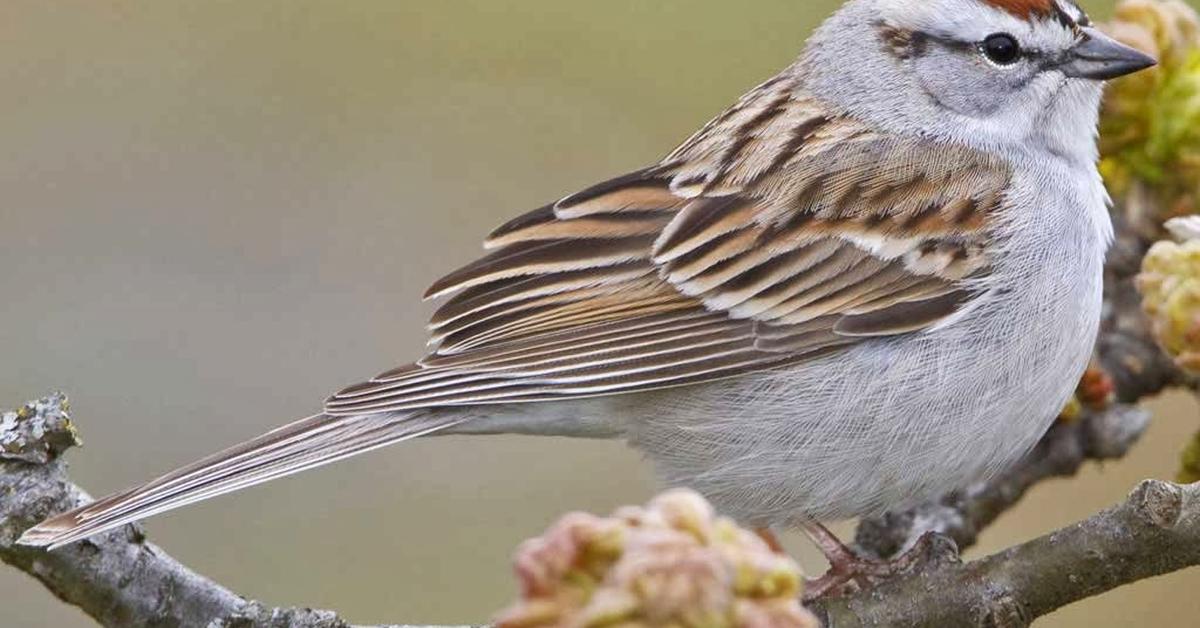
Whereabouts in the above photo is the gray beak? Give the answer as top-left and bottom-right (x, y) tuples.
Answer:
(1058, 26), (1157, 81)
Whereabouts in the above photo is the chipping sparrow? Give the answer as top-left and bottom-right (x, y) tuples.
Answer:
(20, 0), (1155, 568)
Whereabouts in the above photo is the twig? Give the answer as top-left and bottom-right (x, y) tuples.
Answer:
(0, 395), (430, 628)
(1098, 215), (1198, 402)
(814, 479), (1200, 627)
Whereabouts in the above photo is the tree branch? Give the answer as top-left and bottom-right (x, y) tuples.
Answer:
(6, 398), (1199, 628)
(0, 395), (440, 628)
(814, 479), (1200, 627)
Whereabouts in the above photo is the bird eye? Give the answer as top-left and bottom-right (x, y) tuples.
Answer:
(980, 33), (1021, 65)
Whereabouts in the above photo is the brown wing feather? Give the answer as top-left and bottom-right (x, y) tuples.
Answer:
(325, 83), (1010, 416)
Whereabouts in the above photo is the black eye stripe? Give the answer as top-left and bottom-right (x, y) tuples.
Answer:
(894, 29), (1056, 67)
(916, 33), (1039, 62)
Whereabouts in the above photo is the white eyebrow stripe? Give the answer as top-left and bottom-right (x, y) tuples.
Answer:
(1052, 0), (1088, 27)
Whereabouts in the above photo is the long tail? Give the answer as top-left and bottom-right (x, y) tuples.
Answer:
(18, 411), (466, 549)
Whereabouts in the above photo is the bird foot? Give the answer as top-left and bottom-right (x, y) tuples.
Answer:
(802, 552), (909, 601)
(800, 523), (941, 602)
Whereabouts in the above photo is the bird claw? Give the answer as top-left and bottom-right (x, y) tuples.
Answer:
(800, 524), (944, 602)
(801, 551), (910, 601)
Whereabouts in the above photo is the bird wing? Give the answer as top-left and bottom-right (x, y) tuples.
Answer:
(324, 78), (1009, 416)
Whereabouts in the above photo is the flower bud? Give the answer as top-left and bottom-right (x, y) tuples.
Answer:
(495, 490), (819, 628)
(1137, 217), (1200, 373)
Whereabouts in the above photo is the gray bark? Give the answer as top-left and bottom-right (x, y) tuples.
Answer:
(814, 480), (1200, 627)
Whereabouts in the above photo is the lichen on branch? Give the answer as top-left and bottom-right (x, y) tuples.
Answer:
(0, 393), (79, 465)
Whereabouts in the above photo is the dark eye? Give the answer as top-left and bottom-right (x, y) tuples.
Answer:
(981, 33), (1021, 65)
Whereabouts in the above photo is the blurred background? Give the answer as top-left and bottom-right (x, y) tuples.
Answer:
(2, 1), (1198, 625)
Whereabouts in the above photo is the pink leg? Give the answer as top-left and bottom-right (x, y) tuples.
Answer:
(800, 521), (930, 601)
(755, 527), (787, 554)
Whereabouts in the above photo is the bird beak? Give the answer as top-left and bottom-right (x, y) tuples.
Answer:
(1058, 27), (1157, 81)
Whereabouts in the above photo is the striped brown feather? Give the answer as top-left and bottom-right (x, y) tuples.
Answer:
(484, 212), (671, 249)
(834, 290), (973, 337)
(424, 314), (733, 372)
(483, 204), (556, 247)
(649, 133), (1005, 328)
(774, 258), (895, 323)
(727, 245), (869, 319)
(752, 326), (853, 354)
(324, 89), (1010, 417)
(327, 339), (783, 415)
(425, 235), (655, 300)
(430, 275), (663, 343)
(435, 291), (694, 354)
(328, 329), (854, 416)
(673, 240), (841, 306)
(769, 256), (891, 323)
(652, 196), (759, 262)
(430, 263), (650, 324)
(330, 312), (737, 408)
(422, 310), (721, 369)
(659, 227), (764, 287)
(332, 335), (759, 412)
(554, 168), (684, 218)
(847, 278), (961, 315)
(329, 329), (755, 413)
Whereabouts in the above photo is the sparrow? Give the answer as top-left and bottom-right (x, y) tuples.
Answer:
(20, 0), (1155, 582)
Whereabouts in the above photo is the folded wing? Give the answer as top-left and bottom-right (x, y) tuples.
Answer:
(325, 78), (1010, 416)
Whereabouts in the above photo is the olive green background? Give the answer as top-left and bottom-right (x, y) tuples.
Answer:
(2, 1), (1198, 626)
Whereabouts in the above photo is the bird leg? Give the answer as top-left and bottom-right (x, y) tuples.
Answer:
(755, 527), (787, 554)
(800, 521), (931, 601)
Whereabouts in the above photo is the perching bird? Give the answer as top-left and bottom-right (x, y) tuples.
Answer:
(20, 0), (1155, 587)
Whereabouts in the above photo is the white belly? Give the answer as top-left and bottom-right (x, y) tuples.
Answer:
(622, 288), (1100, 524)
(623, 204), (1108, 523)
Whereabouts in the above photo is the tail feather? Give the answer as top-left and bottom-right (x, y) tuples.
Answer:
(18, 411), (466, 549)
